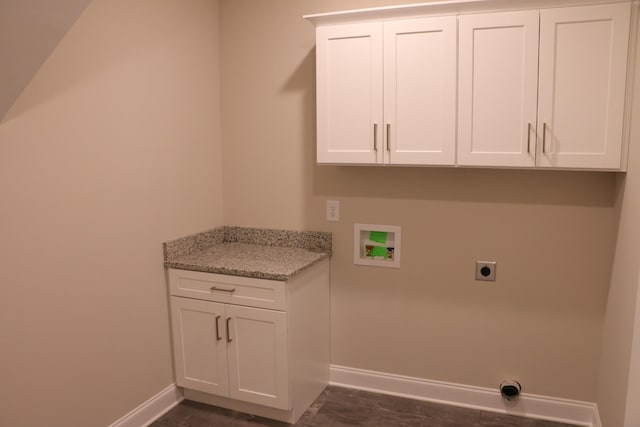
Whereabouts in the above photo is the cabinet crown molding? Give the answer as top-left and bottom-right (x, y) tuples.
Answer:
(303, 0), (634, 26)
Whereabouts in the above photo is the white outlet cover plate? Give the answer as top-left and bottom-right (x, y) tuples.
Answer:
(327, 200), (340, 221)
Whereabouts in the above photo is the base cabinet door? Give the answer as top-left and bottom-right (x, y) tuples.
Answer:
(226, 305), (289, 410)
(170, 296), (289, 410)
(170, 297), (229, 396)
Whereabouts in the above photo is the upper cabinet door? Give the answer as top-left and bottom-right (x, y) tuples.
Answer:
(384, 17), (457, 166)
(537, 3), (631, 169)
(458, 11), (540, 167)
(316, 22), (383, 164)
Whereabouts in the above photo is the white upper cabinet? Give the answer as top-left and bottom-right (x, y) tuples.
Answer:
(308, 1), (633, 170)
(315, 16), (457, 165)
(458, 3), (631, 169)
(384, 17), (457, 165)
(458, 11), (540, 167)
(316, 22), (383, 164)
(537, 3), (631, 169)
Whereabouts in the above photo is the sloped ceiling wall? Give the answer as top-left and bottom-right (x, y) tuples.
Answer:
(0, 0), (92, 121)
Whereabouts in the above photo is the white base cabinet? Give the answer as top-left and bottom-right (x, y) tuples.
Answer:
(170, 298), (289, 409)
(168, 258), (330, 423)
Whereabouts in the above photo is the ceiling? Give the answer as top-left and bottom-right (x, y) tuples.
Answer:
(0, 0), (92, 121)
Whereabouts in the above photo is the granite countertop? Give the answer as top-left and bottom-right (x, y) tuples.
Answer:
(163, 226), (332, 281)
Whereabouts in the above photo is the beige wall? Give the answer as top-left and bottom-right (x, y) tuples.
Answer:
(0, 0), (92, 120)
(0, 1), (223, 426)
(597, 15), (640, 426)
(221, 0), (619, 402)
(0, 0), (631, 424)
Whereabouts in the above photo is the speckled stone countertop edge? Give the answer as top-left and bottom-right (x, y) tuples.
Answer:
(164, 253), (330, 282)
(163, 226), (332, 281)
(163, 226), (332, 260)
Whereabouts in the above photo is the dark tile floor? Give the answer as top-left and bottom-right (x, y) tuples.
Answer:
(151, 386), (578, 427)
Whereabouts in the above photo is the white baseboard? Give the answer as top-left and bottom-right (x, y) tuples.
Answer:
(109, 384), (184, 427)
(106, 370), (603, 427)
(591, 406), (602, 427)
(330, 365), (601, 427)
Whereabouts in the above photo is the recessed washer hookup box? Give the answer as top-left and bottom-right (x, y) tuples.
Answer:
(354, 224), (401, 268)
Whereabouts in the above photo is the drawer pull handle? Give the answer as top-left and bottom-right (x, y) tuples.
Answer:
(215, 315), (222, 341)
(527, 122), (531, 154)
(226, 317), (232, 343)
(542, 122), (547, 154)
(210, 286), (236, 294)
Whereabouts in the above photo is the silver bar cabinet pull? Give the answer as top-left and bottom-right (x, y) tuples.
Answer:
(527, 123), (531, 154)
(210, 286), (236, 294)
(542, 122), (547, 153)
(226, 317), (232, 343)
(215, 315), (222, 341)
(373, 123), (378, 151)
(386, 124), (391, 152)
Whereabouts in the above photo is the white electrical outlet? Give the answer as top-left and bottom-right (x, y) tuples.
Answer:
(326, 200), (340, 221)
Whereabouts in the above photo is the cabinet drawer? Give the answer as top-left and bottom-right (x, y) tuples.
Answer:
(168, 268), (286, 311)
